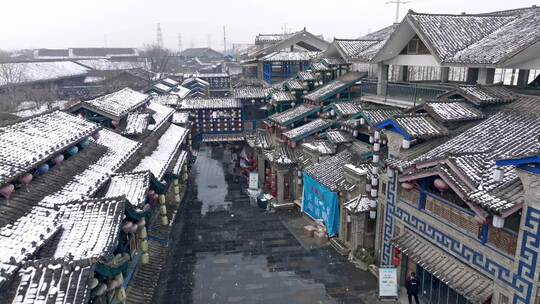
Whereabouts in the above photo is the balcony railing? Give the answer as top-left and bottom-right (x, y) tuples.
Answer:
(358, 79), (452, 107)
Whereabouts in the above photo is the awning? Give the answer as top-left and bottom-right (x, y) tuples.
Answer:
(391, 233), (492, 303)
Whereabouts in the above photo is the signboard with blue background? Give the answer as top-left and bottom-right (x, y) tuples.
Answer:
(302, 174), (340, 236)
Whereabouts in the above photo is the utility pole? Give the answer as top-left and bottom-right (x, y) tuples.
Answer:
(178, 33), (183, 52)
(223, 26), (227, 54)
(156, 23), (164, 48)
(386, 0), (411, 23)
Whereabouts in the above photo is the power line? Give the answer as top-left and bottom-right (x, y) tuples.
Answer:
(386, 0), (411, 23)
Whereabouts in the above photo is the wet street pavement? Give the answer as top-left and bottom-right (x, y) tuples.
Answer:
(155, 146), (377, 304)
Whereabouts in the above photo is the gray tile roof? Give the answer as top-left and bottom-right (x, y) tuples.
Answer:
(268, 104), (320, 126)
(305, 150), (353, 191)
(296, 71), (318, 81)
(392, 232), (492, 303)
(122, 113), (150, 135)
(301, 140), (336, 155)
(424, 101), (484, 122)
(404, 8), (540, 65)
(13, 259), (95, 304)
(438, 85), (516, 106)
(332, 102), (362, 117)
(262, 51), (319, 62)
(233, 87), (273, 99)
(0, 110), (100, 187)
(326, 130), (354, 144)
(282, 119), (334, 141)
(392, 114), (449, 139)
(106, 171), (150, 208)
(84, 88), (150, 119)
(271, 91), (296, 103)
(304, 72), (364, 102)
(51, 197), (124, 260)
(362, 108), (402, 125)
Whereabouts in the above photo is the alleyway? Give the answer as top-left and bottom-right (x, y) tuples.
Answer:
(155, 145), (377, 304)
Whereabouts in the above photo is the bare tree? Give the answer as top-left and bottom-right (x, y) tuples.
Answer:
(141, 43), (172, 79)
(0, 51), (59, 113)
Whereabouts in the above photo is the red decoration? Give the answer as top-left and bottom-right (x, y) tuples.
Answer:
(0, 184), (14, 198)
(19, 173), (33, 185)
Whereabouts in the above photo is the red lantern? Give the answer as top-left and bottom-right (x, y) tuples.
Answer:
(19, 173), (33, 185)
(0, 184), (14, 198)
(401, 182), (414, 191)
(434, 178), (449, 192)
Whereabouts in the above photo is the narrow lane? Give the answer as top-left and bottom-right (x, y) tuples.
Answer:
(157, 146), (376, 304)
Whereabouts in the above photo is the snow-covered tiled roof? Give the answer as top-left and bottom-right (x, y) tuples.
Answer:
(362, 108), (402, 125)
(0, 110), (100, 187)
(305, 150), (353, 191)
(334, 39), (380, 60)
(345, 195), (374, 213)
(282, 118), (333, 141)
(332, 102), (362, 117)
(75, 59), (148, 71)
(172, 151), (189, 176)
(402, 97), (540, 214)
(283, 79), (307, 91)
(359, 24), (399, 41)
(152, 94), (179, 107)
(135, 124), (189, 180)
(304, 72), (364, 102)
(438, 85), (516, 106)
(147, 101), (175, 131)
(13, 259), (95, 304)
(161, 78), (179, 87)
(263, 145), (297, 165)
(301, 140), (336, 155)
(424, 101), (484, 122)
(311, 62), (330, 71)
(172, 112), (190, 125)
(182, 77), (210, 87)
(401, 9), (540, 65)
(84, 87), (150, 119)
(52, 197), (124, 260)
(268, 104), (320, 126)
(39, 129), (141, 207)
(262, 51), (320, 62)
(246, 130), (274, 149)
(391, 114), (449, 140)
(408, 12), (514, 62)
(122, 113), (150, 135)
(326, 130), (354, 144)
(233, 87), (273, 99)
(192, 72), (229, 78)
(153, 82), (173, 93)
(296, 71), (318, 81)
(105, 171), (150, 208)
(171, 85), (191, 99)
(271, 91), (296, 103)
(0, 206), (61, 285)
(0, 61), (89, 87)
(180, 98), (241, 109)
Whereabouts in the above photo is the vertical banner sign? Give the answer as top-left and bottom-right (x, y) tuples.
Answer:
(378, 267), (398, 299)
(302, 174), (340, 236)
(249, 172), (259, 190)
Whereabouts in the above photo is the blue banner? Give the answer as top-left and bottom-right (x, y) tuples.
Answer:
(302, 174), (340, 237)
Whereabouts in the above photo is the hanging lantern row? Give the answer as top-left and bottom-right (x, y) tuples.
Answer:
(0, 136), (94, 199)
(434, 178), (449, 192)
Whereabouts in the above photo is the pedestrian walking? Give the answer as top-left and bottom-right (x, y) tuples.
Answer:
(405, 272), (420, 304)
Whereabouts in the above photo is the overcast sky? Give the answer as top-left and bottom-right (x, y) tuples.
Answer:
(1, 0), (536, 51)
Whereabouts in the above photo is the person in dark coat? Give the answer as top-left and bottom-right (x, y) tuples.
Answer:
(405, 272), (420, 304)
